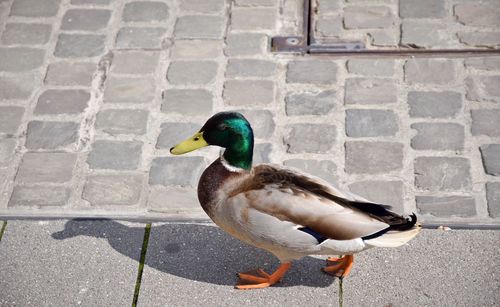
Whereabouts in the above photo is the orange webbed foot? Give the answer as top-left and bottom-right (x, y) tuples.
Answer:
(322, 255), (354, 278)
(235, 262), (291, 290)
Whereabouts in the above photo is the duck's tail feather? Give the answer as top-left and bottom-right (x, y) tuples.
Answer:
(363, 224), (421, 248)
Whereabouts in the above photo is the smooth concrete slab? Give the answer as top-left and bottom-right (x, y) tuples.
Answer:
(140, 224), (500, 306)
(0, 220), (145, 306)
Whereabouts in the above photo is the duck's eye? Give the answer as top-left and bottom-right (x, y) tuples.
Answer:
(194, 137), (200, 141)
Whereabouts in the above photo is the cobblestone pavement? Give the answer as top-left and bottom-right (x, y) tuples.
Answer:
(0, 0), (499, 224)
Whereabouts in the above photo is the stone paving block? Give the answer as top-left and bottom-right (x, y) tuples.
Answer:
(237, 110), (275, 139)
(347, 59), (395, 76)
(161, 89), (213, 115)
(61, 9), (111, 31)
(253, 143), (272, 164)
(401, 21), (448, 48)
(167, 61), (218, 85)
(87, 140), (142, 170)
(156, 122), (200, 149)
(411, 123), (464, 151)
(54, 34), (105, 58)
(455, 2), (500, 27)
(344, 6), (394, 29)
(346, 109), (398, 137)
(122, 1), (169, 22)
(316, 16), (343, 37)
(148, 186), (202, 213)
(104, 76), (155, 103)
(1, 23), (52, 45)
(344, 78), (397, 104)
(0, 138), (16, 166)
(8, 186), (71, 207)
(399, 0), (445, 18)
(16, 152), (77, 184)
(0, 74), (35, 100)
(405, 59), (456, 85)
(283, 159), (337, 184)
(223, 80), (274, 106)
(83, 174), (143, 206)
(285, 124), (336, 153)
(115, 27), (166, 49)
(111, 51), (159, 75)
(476, 75), (500, 102)
(171, 40), (222, 59)
(180, 0), (225, 13)
(285, 90), (336, 116)
(0, 220), (143, 306)
(414, 157), (471, 191)
(486, 182), (500, 217)
(471, 109), (500, 137)
(45, 62), (95, 86)
(26, 121), (80, 150)
(9, 0), (60, 17)
(96, 109), (148, 135)
(408, 91), (462, 118)
(368, 30), (399, 46)
(175, 15), (225, 39)
(0, 106), (24, 135)
(0, 47), (45, 72)
(34, 89), (90, 115)
(226, 59), (277, 78)
(465, 57), (500, 71)
(234, 0), (275, 6)
(231, 7), (276, 31)
(349, 180), (404, 213)
(458, 32), (500, 47)
(224, 33), (266, 56)
(480, 144), (500, 176)
(316, 0), (340, 13)
(345, 141), (403, 174)
(286, 60), (337, 84)
(71, 0), (110, 4)
(149, 156), (205, 187)
(416, 196), (476, 218)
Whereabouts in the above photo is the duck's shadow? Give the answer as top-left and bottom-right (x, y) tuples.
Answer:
(51, 219), (335, 288)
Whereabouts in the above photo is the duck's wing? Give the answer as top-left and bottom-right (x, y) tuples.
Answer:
(230, 164), (415, 241)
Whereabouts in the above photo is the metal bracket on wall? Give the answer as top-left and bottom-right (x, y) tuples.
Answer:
(271, 0), (500, 56)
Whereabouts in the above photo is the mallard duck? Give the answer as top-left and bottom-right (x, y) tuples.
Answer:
(170, 112), (420, 290)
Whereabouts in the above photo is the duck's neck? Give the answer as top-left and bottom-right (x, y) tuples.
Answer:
(222, 137), (253, 171)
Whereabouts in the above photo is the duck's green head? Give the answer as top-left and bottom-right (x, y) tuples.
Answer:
(170, 112), (254, 170)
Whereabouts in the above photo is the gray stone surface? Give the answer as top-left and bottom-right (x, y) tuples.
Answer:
(175, 15), (225, 39)
(34, 89), (90, 115)
(408, 91), (462, 118)
(26, 121), (80, 150)
(345, 78), (397, 104)
(344, 6), (394, 29)
(71, 0), (110, 4)
(226, 59), (277, 78)
(283, 159), (337, 184)
(167, 61), (218, 85)
(401, 21), (448, 48)
(399, 0), (445, 18)
(0, 106), (24, 135)
(122, 1), (169, 22)
(345, 141), (403, 174)
(148, 186), (203, 213)
(414, 157), (471, 191)
(0, 74), (35, 100)
(349, 180), (404, 212)
(0, 139), (16, 166)
(285, 124), (336, 154)
(416, 196), (476, 218)
(0, 220), (144, 306)
(470, 75), (500, 102)
(115, 27), (166, 49)
(96, 109), (148, 135)
(369, 29), (399, 46)
(346, 109), (398, 137)
(111, 51), (159, 75)
(223, 80), (274, 105)
(161, 89), (213, 115)
(237, 110), (275, 139)
(16, 152), (77, 184)
(224, 33), (266, 56)
(171, 40), (222, 59)
(149, 156), (205, 187)
(0, 47), (45, 72)
(346, 59), (395, 76)
(486, 182), (500, 218)
(480, 144), (500, 176)
(253, 143), (272, 164)
(156, 122), (200, 149)
(411, 123), (464, 151)
(61, 9), (111, 31)
(83, 174), (143, 206)
(465, 57), (500, 70)
(54, 34), (105, 58)
(1, 23), (52, 45)
(458, 32), (500, 47)
(285, 90), (336, 116)
(405, 59), (456, 84)
(9, 186), (71, 207)
(180, 0), (225, 13)
(9, 0), (60, 17)
(471, 109), (500, 137)
(454, 2), (500, 27)
(231, 7), (276, 31)
(286, 60), (337, 84)
(87, 140), (142, 170)
(104, 76), (155, 103)
(45, 62), (95, 86)
(316, 17), (343, 37)
(234, 0), (275, 6)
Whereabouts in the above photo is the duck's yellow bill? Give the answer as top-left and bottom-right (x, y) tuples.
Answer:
(170, 132), (208, 155)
